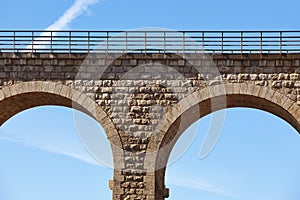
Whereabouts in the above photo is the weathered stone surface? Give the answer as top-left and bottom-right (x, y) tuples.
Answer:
(0, 53), (299, 200)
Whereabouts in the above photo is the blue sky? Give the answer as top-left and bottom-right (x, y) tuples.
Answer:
(1, 0), (300, 199)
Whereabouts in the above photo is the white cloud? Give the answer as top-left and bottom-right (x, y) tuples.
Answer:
(167, 176), (235, 197)
(27, 0), (100, 51)
(46, 0), (99, 30)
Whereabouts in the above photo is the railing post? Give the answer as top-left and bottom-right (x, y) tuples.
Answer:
(164, 32), (166, 54)
(50, 31), (53, 54)
(221, 32), (224, 54)
(240, 32), (243, 58)
(88, 31), (90, 53)
(260, 31), (263, 58)
(106, 32), (109, 55)
(144, 32), (147, 54)
(280, 31), (282, 56)
(13, 31), (16, 53)
(202, 31), (205, 55)
(125, 31), (128, 54)
(183, 31), (186, 57)
(31, 31), (34, 54)
(69, 31), (71, 55)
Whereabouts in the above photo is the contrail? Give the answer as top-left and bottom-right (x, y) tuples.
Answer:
(13, 0), (106, 166)
(46, 0), (99, 30)
(27, 0), (100, 51)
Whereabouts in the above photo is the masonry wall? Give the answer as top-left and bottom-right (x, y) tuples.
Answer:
(0, 52), (300, 200)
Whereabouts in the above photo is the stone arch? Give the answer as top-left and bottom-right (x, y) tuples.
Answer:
(0, 81), (125, 198)
(145, 83), (300, 200)
(0, 81), (121, 141)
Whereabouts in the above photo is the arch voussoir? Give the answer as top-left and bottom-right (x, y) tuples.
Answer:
(147, 82), (300, 200)
(0, 81), (121, 151)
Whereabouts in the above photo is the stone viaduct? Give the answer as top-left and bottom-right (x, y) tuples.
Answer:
(0, 30), (300, 199)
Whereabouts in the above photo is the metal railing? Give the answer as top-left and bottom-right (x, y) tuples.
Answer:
(1, 30), (300, 54)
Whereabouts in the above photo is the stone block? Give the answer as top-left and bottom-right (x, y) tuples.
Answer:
(1, 52), (300, 200)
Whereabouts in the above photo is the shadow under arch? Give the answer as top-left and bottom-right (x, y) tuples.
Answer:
(145, 83), (300, 200)
(0, 81), (125, 195)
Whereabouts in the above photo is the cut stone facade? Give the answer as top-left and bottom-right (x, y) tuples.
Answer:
(0, 52), (299, 200)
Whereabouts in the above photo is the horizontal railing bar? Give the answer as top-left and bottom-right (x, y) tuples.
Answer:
(2, 34), (300, 37)
(1, 30), (300, 54)
(2, 39), (300, 43)
(3, 42), (299, 45)
(5, 47), (300, 51)
(1, 30), (300, 33)
(76, 35), (300, 39)
(4, 41), (295, 44)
